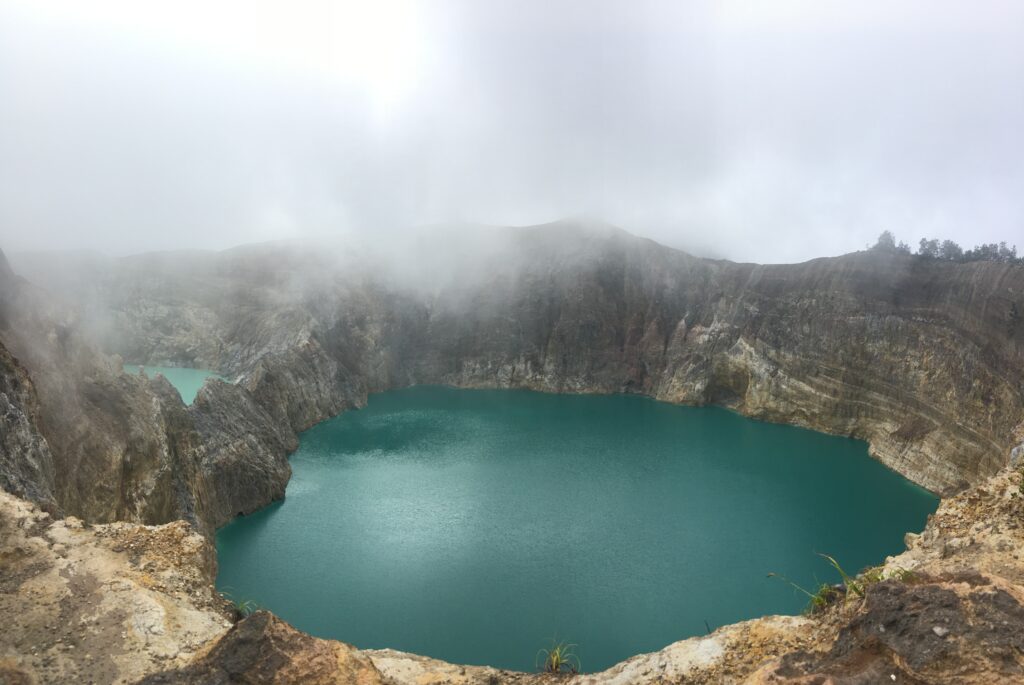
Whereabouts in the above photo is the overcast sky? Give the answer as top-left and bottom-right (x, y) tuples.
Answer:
(1, 1), (1022, 263)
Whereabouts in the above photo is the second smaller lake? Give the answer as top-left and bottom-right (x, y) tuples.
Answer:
(122, 364), (223, 404)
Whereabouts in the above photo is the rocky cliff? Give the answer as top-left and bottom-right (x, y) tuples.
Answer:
(2, 225), (1024, 683)
(0, 489), (231, 684)
(0, 340), (57, 511)
(10, 222), (1022, 514)
(400, 226), (1024, 494)
(0, 248), (295, 532)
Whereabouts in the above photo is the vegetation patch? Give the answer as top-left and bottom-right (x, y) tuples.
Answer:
(536, 640), (581, 675)
(872, 230), (1021, 264)
(770, 554), (917, 615)
(219, 588), (261, 620)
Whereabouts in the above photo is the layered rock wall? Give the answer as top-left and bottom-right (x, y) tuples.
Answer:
(0, 249), (293, 531)
(3, 229), (1024, 683)
(3, 225), (1023, 530)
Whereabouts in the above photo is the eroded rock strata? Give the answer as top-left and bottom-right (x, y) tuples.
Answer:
(0, 247), (296, 531)
(2, 224), (1024, 683)
(6, 224), (1024, 528)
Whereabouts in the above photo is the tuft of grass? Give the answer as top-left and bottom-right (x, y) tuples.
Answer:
(887, 566), (917, 583)
(219, 588), (260, 619)
(767, 572), (841, 615)
(805, 583), (843, 614)
(859, 566), (885, 586)
(536, 639), (581, 675)
(232, 598), (260, 617)
(817, 553), (864, 598)
(770, 554), (919, 615)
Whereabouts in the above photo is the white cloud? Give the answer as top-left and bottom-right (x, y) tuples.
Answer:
(1, 1), (1022, 262)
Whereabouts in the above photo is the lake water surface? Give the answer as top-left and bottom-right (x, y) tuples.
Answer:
(216, 386), (937, 672)
(122, 364), (222, 404)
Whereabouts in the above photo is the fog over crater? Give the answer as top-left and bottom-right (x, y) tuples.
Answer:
(1, 0), (1022, 262)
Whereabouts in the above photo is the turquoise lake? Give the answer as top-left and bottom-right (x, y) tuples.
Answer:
(123, 364), (222, 404)
(215, 386), (937, 673)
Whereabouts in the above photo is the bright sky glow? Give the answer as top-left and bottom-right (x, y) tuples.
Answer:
(1, 1), (1022, 261)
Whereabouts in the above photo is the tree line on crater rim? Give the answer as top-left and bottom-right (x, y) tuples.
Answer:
(871, 230), (1021, 264)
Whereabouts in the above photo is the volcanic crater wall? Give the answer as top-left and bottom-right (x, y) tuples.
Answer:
(2, 224), (1023, 534)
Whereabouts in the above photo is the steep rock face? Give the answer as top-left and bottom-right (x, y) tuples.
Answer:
(49, 226), (1024, 495)
(0, 341), (57, 511)
(243, 339), (361, 435)
(689, 255), (1023, 494)
(189, 379), (295, 529)
(402, 233), (1023, 493)
(0, 257), (302, 532)
(0, 268), (216, 526)
(0, 249), (59, 512)
(4, 223), (1023, 526)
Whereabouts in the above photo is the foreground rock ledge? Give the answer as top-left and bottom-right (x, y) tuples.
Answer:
(3, 468), (1024, 684)
(0, 491), (230, 684)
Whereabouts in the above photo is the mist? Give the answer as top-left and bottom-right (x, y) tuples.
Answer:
(1, 0), (1022, 263)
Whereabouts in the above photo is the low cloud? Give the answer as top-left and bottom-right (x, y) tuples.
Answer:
(1, 0), (1021, 263)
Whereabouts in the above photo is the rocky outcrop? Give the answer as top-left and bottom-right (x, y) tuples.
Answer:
(0, 490), (230, 685)
(364, 614), (819, 685)
(189, 379), (294, 529)
(0, 259), (202, 524)
(751, 573), (1024, 684)
(138, 613), (386, 685)
(0, 258), (299, 532)
(747, 465), (1024, 683)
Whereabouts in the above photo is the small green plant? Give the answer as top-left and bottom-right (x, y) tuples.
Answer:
(767, 572), (841, 615)
(771, 554), (921, 614)
(232, 598), (260, 617)
(817, 553), (864, 598)
(536, 639), (581, 674)
(220, 588), (260, 619)
(888, 566), (917, 583)
(859, 566), (885, 586)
